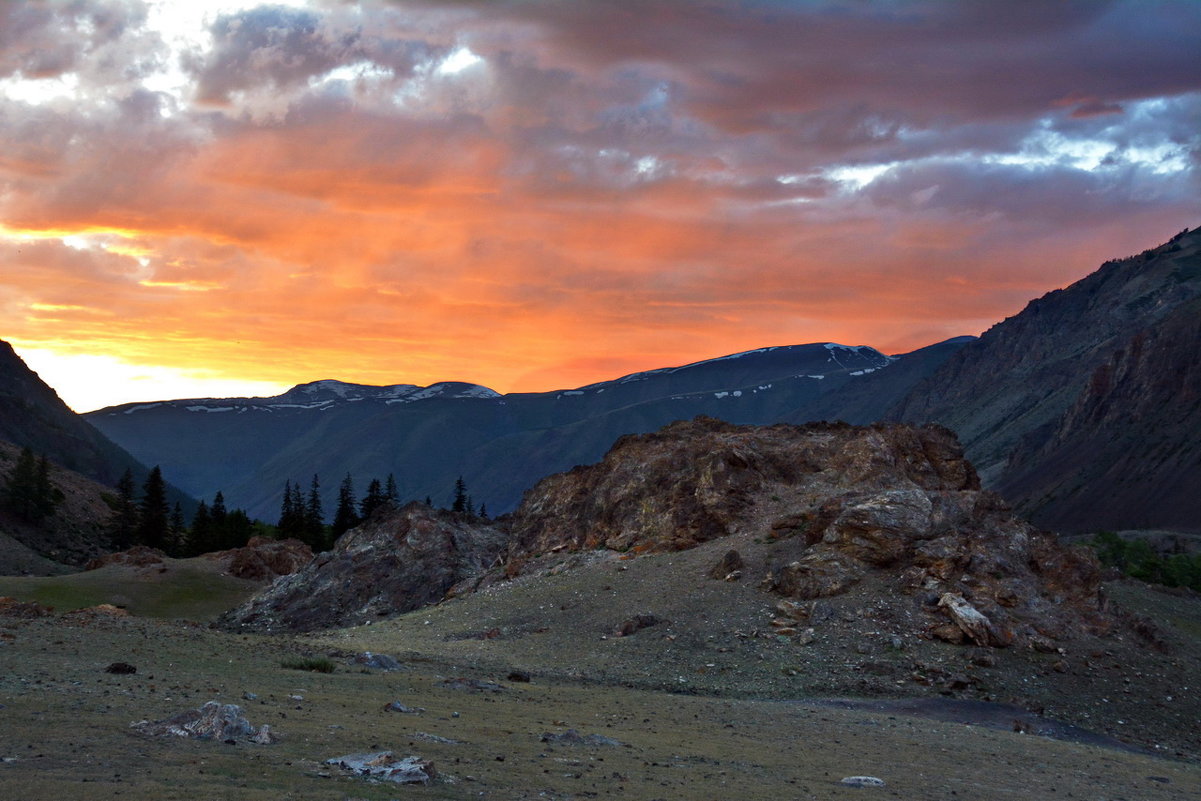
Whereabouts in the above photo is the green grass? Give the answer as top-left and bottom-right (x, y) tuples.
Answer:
(0, 563), (260, 621)
(280, 655), (336, 673)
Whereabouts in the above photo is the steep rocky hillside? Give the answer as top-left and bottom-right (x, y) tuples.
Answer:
(0, 440), (119, 573)
(891, 226), (1201, 530)
(0, 340), (153, 487)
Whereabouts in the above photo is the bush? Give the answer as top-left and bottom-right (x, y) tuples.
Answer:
(280, 656), (335, 673)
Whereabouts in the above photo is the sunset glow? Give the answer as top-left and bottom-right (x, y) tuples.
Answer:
(2, 1), (1199, 411)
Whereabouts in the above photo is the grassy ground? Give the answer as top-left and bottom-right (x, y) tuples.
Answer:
(0, 612), (1197, 801)
(0, 561), (261, 621)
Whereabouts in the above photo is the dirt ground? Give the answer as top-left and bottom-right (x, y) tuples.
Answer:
(1, 536), (1199, 800)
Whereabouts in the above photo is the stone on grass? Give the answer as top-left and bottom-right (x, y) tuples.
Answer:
(132, 701), (275, 744)
(840, 775), (886, 787)
(439, 677), (506, 692)
(353, 651), (404, 671)
(325, 751), (436, 785)
(540, 729), (623, 747)
(384, 701), (424, 714)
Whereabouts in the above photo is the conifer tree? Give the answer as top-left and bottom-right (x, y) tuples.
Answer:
(277, 480), (305, 540)
(331, 473), (359, 541)
(135, 466), (170, 550)
(108, 468), (139, 549)
(360, 477), (386, 519)
(385, 473), (399, 504)
(189, 501), (212, 555)
(2, 447), (60, 522)
(478, 502), (488, 520)
(451, 476), (468, 513)
(168, 502), (186, 556)
(304, 474), (325, 549)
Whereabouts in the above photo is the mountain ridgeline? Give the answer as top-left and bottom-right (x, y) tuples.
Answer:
(892, 225), (1201, 532)
(87, 343), (968, 521)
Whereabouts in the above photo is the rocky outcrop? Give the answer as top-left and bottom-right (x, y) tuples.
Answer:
(218, 503), (505, 632)
(506, 417), (1106, 648)
(507, 417), (977, 558)
(208, 536), (313, 581)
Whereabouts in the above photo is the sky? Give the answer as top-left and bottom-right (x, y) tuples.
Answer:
(2, 1), (1199, 413)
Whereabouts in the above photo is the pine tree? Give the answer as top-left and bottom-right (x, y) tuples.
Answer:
(304, 474), (325, 550)
(224, 509), (254, 549)
(2, 447), (38, 521)
(107, 468), (139, 549)
(168, 502), (186, 557)
(210, 490), (231, 549)
(385, 473), (399, 504)
(360, 477), (386, 519)
(451, 476), (468, 513)
(189, 501), (212, 555)
(478, 502), (488, 520)
(34, 455), (61, 520)
(331, 474), (359, 541)
(135, 466), (170, 550)
(278, 480), (305, 540)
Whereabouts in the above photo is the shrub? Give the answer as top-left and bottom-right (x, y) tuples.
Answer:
(280, 656), (335, 673)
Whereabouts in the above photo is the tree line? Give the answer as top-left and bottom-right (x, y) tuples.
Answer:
(106, 466), (261, 557)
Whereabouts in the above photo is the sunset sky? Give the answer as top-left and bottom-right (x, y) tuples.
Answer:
(2, 0), (1200, 412)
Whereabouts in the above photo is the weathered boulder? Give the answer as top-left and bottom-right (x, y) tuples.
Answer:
(708, 548), (745, 580)
(132, 701), (274, 743)
(325, 751), (436, 785)
(218, 503), (505, 632)
(84, 546), (165, 570)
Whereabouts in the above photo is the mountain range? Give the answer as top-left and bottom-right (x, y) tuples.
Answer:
(87, 341), (967, 520)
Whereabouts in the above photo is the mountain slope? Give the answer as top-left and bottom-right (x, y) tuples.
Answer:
(89, 342), (925, 519)
(0, 340), (152, 486)
(892, 226), (1201, 530)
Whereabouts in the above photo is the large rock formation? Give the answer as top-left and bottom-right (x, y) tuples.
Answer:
(219, 503), (505, 632)
(506, 417), (1106, 648)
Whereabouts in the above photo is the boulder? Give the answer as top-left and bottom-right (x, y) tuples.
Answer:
(325, 751), (435, 785)
(132, 701), (274, 743)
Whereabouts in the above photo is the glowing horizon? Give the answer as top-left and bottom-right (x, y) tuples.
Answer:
(3, 1), (1199, 413)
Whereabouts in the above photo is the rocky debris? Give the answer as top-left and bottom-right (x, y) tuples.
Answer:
(383, 701), (424, 714)
(413, 732), (462, 745)
(325, 751), (436, 785)
(352, 651), (404, 671)
(439, 678), (506, 693)
(613, 613), (662, 637)
(841, 775), (886, 788)
(210, 536), (312, 581)
(507, 670), (531, 683)
(132, 701), (275, 743)
(708, 549), (745, 580)
(540, 729), (624, 747)
(104, 662), (136, 674)
(218, 503), (506, 632)
(0, 597), (53, 618)
(84, 546), (165, 570)
(938, 593), (1010, 647)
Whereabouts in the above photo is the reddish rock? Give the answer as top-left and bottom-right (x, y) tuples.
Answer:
(215, 536), (313, 581)
(85, 545), (166, 570)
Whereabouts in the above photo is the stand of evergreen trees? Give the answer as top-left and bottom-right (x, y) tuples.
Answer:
(106, 467), (260, 557)
(1091, 531), (1201, 591)
(2, 447), (63, 524)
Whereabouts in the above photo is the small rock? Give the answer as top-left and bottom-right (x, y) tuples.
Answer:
(841, 775), (886, 787)
(384, 701), (425, 714)
(507, 670), (531, 683)
(708, 549), (745, 580)
(352, 652), (404, 671)
(105, 662), (137, 675)
(242, 691), (258, 701)
(613, 613), (661, 637)
(796, 629), (816, 646)
(325, 751), (436, 785)
(540, 729), (623, 747)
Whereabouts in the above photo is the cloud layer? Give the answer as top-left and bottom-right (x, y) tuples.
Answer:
(2, 0), (1199, 410)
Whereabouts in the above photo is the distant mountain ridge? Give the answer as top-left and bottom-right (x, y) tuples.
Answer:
(87, 341), (965, 520)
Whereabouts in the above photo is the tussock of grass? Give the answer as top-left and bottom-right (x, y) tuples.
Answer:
(279, 655), (335, 673)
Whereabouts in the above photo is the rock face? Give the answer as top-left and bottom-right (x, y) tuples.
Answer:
(892, 226), (1201, 531)
(219, 503), (505, 632)
(507, 417), (976, 557)
(506, 417), (1105, 648)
